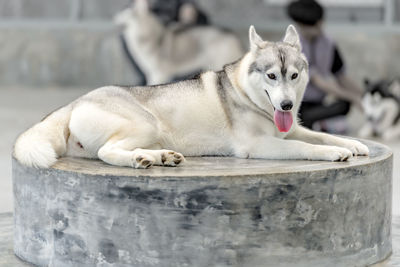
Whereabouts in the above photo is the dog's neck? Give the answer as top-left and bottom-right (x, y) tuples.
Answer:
(224, 53), (253, 97)
(223, 54), (275, 122)
(122, 22), (169, 78)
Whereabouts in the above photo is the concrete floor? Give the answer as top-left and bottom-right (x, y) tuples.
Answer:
(2, 86), (399, 215)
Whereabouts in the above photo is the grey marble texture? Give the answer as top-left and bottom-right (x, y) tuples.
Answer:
(373, 216), (400, 266)
(12, 140), (393, 267)
(2, 214), (400, 267)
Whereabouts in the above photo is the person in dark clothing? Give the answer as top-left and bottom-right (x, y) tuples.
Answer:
(287, 0), (363, 130)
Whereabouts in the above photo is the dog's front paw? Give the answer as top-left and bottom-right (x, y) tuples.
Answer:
(341, 140), (369, 156)
(132, 154), (155, 169)
(161, 151), (185, 167)
(316, 146), (353, 162)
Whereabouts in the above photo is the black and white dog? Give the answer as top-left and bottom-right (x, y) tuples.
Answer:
(359, 78), (400, 140)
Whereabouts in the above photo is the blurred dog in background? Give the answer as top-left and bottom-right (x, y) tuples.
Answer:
(359, 78), (400, 140)
(115, 0), (243, 85)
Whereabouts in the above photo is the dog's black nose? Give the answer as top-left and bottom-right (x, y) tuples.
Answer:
(280, 100), (293, 111)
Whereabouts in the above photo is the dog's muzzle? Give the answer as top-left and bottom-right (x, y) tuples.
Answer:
(280, 100), (293, 111)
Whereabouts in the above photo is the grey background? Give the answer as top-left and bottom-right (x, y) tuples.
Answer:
(0, 0), (399, 87)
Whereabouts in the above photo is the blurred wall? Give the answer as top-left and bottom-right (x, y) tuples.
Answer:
(0, 0), (399, 88)
(0, 0), (139, 88)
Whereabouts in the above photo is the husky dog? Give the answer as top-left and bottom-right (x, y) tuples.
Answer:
(114, 0), (243, 85)
(14, 25), (369, 169)
(359, 79), (400, 140)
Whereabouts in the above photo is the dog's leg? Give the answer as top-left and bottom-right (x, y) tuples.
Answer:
(287, 126), (369, 156)
(147, 73), (171, 85)
(137, 149), (185, 167)
(378, 102), (399, 135)
(98, 138), (185, 168)
(235, 137), (353, 161)
(98, 139), (156, 169)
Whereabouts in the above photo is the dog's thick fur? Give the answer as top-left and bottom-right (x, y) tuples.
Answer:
(14, 25), (368, 169)
(115, 0), (243, 85)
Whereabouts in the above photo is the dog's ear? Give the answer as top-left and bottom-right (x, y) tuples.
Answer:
(114, 8), (130, 26)
(249, 25), (265, 53)
(283, 25), (301, 50)
(389, 80), (400, 99)
(134, 0), (149, 13)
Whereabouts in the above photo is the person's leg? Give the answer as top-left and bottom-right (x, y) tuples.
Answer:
(298, 102), (318, 129)
(299, 101), (350, 129)
(320, 100), (351, 119)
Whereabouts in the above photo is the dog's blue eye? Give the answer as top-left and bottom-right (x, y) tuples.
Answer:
(267, 73), (276, 80)
(291, 73), (298, 80)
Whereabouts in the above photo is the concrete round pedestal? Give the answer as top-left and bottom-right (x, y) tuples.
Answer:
(13, 140), (392, 267)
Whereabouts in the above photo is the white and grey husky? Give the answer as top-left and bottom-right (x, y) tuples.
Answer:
(114, 0), (243, 85)
(14, 25), (368, 169)
(359, 78), (400, 140)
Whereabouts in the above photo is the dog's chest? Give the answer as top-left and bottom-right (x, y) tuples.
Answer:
(232, 110), (278, 137)
(160, 124), (232, 156)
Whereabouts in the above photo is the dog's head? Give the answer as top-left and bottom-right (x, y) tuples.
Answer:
(363, 79), (400, 122)
(114, 0), (162, 36)
(364, 79), (393, 98)
(242, 25), (309, 132)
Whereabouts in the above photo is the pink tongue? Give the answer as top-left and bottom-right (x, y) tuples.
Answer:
(274, 110), (293, 132)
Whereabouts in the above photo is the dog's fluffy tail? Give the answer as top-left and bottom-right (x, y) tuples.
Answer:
(14, 105), (72, 168)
